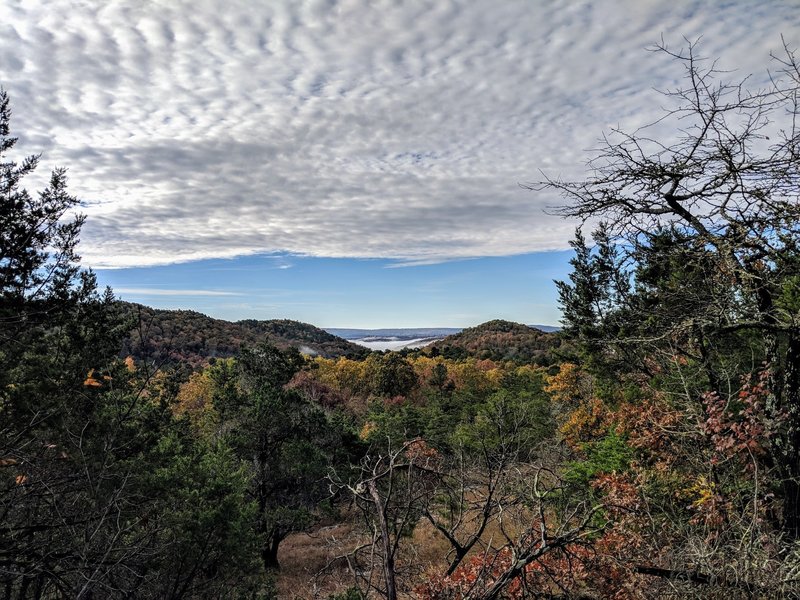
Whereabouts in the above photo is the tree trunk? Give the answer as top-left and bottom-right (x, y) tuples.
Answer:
(368, 480), (397, 600)
(782, 478), (800, 540)
(481, 555), (534, 600)
(781, 334), (800, 539)
(757, 294), (800, 540)
(261, 536), (281, 572)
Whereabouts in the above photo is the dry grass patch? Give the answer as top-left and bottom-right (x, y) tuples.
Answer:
(277, 517), (368, 599)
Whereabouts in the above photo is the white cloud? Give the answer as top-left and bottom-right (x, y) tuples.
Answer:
(114, 287), (241, 297)
(0, 0), (797, 268)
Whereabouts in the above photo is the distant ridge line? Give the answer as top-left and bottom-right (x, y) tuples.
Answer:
(326, 324), (560, 341)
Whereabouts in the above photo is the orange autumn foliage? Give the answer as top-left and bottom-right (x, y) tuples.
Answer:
(560, 397), (610, 449)
(544, 362), (591, 407)
(614, 397), (685, 470)
(417, 543), (597, 600)
(83, 369), (103, 387)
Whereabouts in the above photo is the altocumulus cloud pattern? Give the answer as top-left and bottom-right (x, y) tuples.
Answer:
(0, 0), (798, 268)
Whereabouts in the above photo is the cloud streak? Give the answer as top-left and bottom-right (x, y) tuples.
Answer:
(114, 287), (242, 297)
(0, 0), (797, 268)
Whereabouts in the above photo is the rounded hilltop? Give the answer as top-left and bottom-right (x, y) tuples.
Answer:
(424, 319), (565, 364)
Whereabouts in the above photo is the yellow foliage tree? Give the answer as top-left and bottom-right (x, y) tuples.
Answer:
(174, 371), (219, 436)
(544, 362), (592, 408)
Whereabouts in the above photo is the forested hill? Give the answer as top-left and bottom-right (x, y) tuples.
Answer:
(424, 319), (566, 364)
(118, 302), (369, 367)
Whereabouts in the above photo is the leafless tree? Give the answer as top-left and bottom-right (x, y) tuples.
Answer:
(329, 438), (442, 600)
(532, 37), (800, 540)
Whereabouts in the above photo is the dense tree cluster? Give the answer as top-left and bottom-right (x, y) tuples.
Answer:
(0, 89), (259, 598)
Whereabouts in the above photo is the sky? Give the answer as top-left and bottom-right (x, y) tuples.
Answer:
(1, 0), (798, 327)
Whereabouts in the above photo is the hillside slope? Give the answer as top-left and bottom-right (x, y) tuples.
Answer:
(119, 303), (369, 368)
(424, 319), (565, 364)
